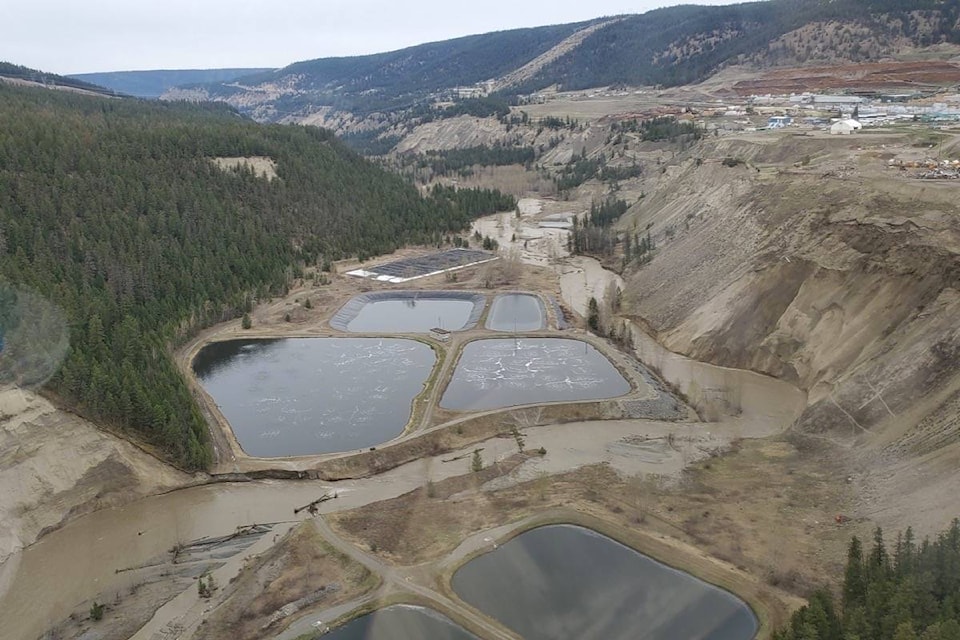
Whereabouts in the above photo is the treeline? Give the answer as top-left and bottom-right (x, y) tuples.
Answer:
(538, 115), (582, 131)
(339, 129), (403, 156)
(0, 84), (505, 469)
(440, 96), (510, 120)
(612, 115), (703, 142)
(600, 163), (643, 182)
(554, 155), (603, 192)
(569, 198), (630, 256)
(775, 520), (960, 640)
(408, 144), (535, 176)
(553, 152), (644, 193)
(429, 184), (516, 218)
(0, 61), (120, 96)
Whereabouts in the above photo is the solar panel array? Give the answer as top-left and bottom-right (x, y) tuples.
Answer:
(364, 249), (495, 278)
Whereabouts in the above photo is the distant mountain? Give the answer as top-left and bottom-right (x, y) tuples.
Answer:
(0, 61), (120, 96)
(166, 21), (595, 118)
(171, 0), (960, 125)
(69, 68), (272, 98)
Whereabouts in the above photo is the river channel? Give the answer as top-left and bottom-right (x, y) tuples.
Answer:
(0, 215), (805, 639)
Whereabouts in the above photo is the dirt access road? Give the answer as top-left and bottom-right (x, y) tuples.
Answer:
(4, 203), (808, 640)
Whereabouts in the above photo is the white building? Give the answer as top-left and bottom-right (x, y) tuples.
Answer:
(830, 119), (863, 135)
(814, 95), (865, 107)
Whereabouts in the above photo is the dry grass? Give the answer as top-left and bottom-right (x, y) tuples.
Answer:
(310, 400), (622, 480)
(194, 522), (377, 640)
(331, 438), (854, 598)
(211, 156), (278, 181)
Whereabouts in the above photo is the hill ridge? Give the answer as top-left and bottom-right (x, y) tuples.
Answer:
(164, 0), (960, 126)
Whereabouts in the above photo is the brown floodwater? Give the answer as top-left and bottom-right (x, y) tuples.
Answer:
(0, 313), (805, 640)
(626, 323), (806, 434)
(0, 481), (329, 639)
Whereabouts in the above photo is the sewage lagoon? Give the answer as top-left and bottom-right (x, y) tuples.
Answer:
(440, 338), (630, 411)
(451, 524), (758, 640)
(323, 605), (477, 640)
(485, 293), (545, 331)
(193, 338), (435, 457)
(330, 291), (485, 333)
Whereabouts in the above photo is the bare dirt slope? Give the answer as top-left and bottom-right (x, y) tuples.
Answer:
(193, 521), (376, 640)
(490, 18), (623, 93)
(0, 389), (190, 564)
(729, 60), (960, 95)
(619, 130), (960, 535)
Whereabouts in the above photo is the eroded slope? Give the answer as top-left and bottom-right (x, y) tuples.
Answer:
(620, 132), (960, 532)
(0, 389), (190, 564)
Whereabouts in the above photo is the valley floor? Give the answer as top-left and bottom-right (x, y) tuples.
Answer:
(4, 123), (959, 640)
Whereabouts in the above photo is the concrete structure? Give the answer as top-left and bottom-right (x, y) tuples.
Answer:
(814, 95), (865, 106)
(430, 327), (451, 342)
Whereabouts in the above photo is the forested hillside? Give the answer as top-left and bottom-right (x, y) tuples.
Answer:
(178, 0), (960, 126)
(175, 21), (591, 115)
(69, 68), (272, 98)
(775, 521), (960, 640)
(0, 61), (120, 96)
(513, 0), (960, 92)
(0, 85), (510, 469)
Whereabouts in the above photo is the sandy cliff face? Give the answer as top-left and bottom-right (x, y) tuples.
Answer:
(621, 133), (960, 530)
(0, 389), (190, 563)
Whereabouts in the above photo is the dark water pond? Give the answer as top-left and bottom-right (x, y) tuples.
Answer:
(486, 293), (545, 331)
(193, 338), (434, 457)
(452, 525), (758, 640)
(347, 298), (476, 332)
(440, 338), (630, 411)
(323, 605), (477, 640)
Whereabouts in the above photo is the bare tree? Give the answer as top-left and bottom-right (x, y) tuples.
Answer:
(499, 246), (523, 284)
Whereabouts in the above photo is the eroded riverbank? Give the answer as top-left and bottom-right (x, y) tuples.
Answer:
(1, 201), (814, 640)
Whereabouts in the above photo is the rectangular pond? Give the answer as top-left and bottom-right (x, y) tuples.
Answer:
(486, 293), (545, 331)
(330, 291), (485, 333)
(192, 338), (435, 457)
(321, 605), (477, 640)
(440, 338), (630, 411)
(452, 524), (758, 640)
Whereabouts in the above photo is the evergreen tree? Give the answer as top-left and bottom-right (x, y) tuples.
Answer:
(844, 537), (868, 611)
(776, 520), (960, 640)
(0, 83), (506, 469)
(587, 297), (600, 332)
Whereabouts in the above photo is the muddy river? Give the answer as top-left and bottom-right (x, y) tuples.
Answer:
(0, 317), (802, 640)
(452, 524), (758, 640)
(0, 481), (329, 640)
(0, 210), (806, 638)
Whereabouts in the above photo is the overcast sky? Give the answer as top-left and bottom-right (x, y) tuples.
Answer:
(7, 0), (741, 75)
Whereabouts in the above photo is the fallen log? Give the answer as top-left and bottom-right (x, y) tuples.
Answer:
(294, 492), (337, 515)
(441, 447), (485, 463)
